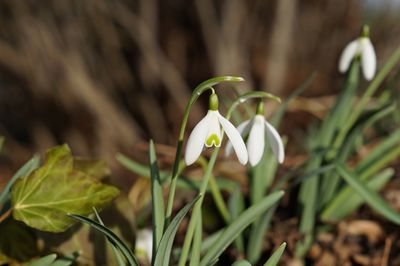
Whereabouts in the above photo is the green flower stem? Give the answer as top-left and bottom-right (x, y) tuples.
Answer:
(164, 76), (245, 226)
(328, 45), (400, 160)
(209, 174), (231, 223)
(197, 157), (231, 224)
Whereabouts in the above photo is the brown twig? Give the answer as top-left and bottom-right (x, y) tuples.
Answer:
(381, 237), (393, 266)
(0, 208), (12, 223)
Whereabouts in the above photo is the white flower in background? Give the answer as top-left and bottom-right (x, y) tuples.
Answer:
(226, 102), (284, 166)
(135, 229), (153, 263)
(338, 25), (376, 81)
(185, 93), (248, 165)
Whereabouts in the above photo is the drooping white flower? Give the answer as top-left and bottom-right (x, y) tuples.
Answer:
(225, 102), (284, 166)
(135, 229), (153, 263)
(185, 93), (248, 165)
(338, 25), (376, 81)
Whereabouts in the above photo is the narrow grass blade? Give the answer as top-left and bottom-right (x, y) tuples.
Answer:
(319, 102), (396, 207)
(263, 242), (286, 266)
(228, 185), (245, 253)
(200, 230), (223, 254)
(295, 160), (321, 258)
(247, 205), (276, 263)
(0, 155), (40, 205)
(247, 139), (286, 262)
(68, 214), (139, 266)
(321, 143), (400, 221)
(354, 129), (400, 175)
(322, 168), (394, 221)
(93, 208), (125, 266)
(116, 153), (169, 181)
(335, 164), (400, 224)
(50, 251), (80, 266)
(250, 147), (278, 205)
(231, 260), (252, 266)
(149, 140), (165, 256)
(154, 196), (200, 266)
(200, 191), (284, 266)
(28, 254), (57, 266)
(190, 211), (202, 266)
(118, 153), (237, 192)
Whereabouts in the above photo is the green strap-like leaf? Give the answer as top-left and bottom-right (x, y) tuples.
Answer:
(68, 214), (139, 266)
(28, 254), (57, 266)
(322, 168), (394, 221)
(263, 242), (286, 266)
(93, 208), (126, 266)
(335, 164), (400, 224)
(231, 260), (252, 266)
(228, 186), (245, 253)
(149, 140), (165, 259)
(154, 196), (200, 266)
(50, 251), (80, 266)
(200, 191), (284, 266)
(116, 153), (169, 182)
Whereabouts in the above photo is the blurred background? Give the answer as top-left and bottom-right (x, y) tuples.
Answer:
(0, 0), (399, 171)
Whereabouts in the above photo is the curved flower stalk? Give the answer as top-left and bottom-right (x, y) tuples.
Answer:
(339, 25), (376, 81)
(134, 229), (153, 263)
(185, 92), (248, 165)
(226, 101), (284, 166)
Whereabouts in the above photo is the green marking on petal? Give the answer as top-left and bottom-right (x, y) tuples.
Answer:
(205, 134), (221, 147)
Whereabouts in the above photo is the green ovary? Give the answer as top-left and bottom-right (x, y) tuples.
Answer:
(205, 134), (221, 147)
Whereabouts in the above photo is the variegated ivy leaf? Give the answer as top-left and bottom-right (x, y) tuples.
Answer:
(11, 144), (119, 232)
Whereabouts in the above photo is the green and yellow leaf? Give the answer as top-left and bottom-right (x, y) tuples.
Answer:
(11, 144), (119, 232)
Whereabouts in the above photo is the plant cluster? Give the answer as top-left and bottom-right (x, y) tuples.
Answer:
(0, 25), (399, 266)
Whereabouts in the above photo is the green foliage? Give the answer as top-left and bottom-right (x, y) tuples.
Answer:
(27, 252), (80, 266)
(149, 140), (165, 257)
(263, 242), (286, 266)
(334, 164), (400, 224)
(0, 155), (40, 206)
(93, 208), (126, 266)
(200, 191), (284, 266)
(74, 158), (111, 180)
(322, 168), (394, 221)
(11, 144), (120, 232)
(68, 213), (139, 266)
(154, 196), (199, 266)
(28, 253), (57, 266)
(231, 260), (252, 266)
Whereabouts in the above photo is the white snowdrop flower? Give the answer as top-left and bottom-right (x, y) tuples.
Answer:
(225, 102), (284, 166)
(184, 93), (248, 166)
(338, 25), (376, 81)
(135, 229), (153, 263)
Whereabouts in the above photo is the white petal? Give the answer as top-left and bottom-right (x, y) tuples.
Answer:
(184, 112), (210, 165)
(247, 115), (265, 166)
(217, 113), (248, 165)
(339, 39), (359, 73)
(225, 119), (252, 157)
(205, 111), (222, 147)
(360, 38), (376, 81)
(264, 121), (285, 163)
